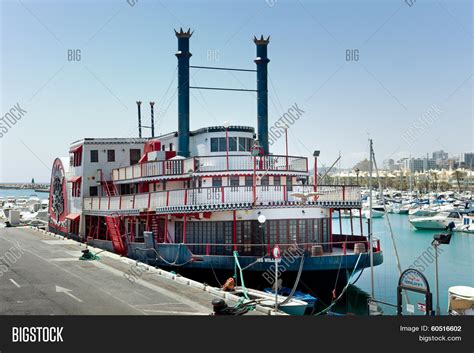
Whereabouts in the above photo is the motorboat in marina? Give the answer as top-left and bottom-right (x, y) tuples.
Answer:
(409, 210), (472, 230)
(362, 208), (384, 219)
(448, 286), (474, 315)
(392, 203), (411, 214)
(454, 215), (474, 234)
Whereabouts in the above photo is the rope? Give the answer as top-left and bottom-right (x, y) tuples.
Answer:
(233, 251), (250, 300)
(241, 254), (268, 271)
(277, 253), (305, 307)
(313, 253), (363, 316)
(134, 244), (193, 267)
(209, 257), (223, 287)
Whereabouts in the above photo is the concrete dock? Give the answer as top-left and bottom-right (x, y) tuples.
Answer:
(0, 227), (266, 315)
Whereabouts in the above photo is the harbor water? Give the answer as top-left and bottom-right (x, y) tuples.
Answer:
(333, 214), (474, 315)
(0, 189), (49, 200)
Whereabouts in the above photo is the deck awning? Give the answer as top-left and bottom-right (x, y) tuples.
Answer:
(66, 213), (80, 221)
(69, 145), (83, 153)
(67, 176), (82, 183)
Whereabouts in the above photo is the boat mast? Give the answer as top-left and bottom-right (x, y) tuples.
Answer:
(368, 139), (374, 299)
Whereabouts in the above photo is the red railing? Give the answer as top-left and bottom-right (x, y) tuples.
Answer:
(112, 154), (308, 182)
(84, 185), (361, 212)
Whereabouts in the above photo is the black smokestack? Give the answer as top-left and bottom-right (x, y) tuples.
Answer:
(254, 35), (270, 155)
(175, 28), (192, 157)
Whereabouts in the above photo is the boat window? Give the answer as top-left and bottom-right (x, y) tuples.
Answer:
(229, 137), (237, 151)
(89, 186), (98, 197)
(238, 137), (247, 151)
(448, 212), (460, 218)
(229, 176), (239, 187)
(245, 175), (253, 187)
(274, 176), (281, 186)
(107, 149), (115, 162)
(210, 138), (219, 152)
(130, 149), (141, 165)
(212, 177), (222, 187)
(90, 150), (98, 163)
(289, 220), (297, 243)
(218, 137), (226, 151)
(286, 176), (293, 191)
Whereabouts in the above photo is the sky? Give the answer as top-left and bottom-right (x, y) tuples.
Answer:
(0, 0), (472, 182)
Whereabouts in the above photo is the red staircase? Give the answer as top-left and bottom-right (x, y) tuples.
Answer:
(104, 181), (117, 196)
(99, 170), (118, 196)
(104, 216), (127, 256)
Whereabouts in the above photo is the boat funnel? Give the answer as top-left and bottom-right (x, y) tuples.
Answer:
(254, 35), (270, 155)
(175, 28), (193, 157)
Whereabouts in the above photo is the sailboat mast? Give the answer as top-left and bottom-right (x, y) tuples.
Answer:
(369, 139), (375, 299)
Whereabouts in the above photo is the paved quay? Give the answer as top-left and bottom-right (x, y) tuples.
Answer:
(0, 227), (266, 315)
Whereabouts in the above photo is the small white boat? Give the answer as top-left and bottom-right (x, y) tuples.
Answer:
(448, 286), (474, 315)
(231, 287), (308, 315)
(409, 211), (466, 230)
(15, 198), (28, 207)
(362, 208), (384, 219)
(41, 199), (49, 210)
(454, 215), (474, 234)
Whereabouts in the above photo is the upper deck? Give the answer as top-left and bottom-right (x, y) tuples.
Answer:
(82, 184), (362, 215)
(112, 154), (309, 183)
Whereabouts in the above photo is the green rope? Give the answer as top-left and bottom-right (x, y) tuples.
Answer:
(313, 253), (363, 316)
(233, 251), (250, 300)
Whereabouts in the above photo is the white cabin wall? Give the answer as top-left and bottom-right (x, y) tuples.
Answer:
(81, 141), (145, 197)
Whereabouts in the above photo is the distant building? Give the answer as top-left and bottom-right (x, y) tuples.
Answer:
(462, 152), (474, 168)
(424, 158), (437, 171)
(433, 150), (448, 162)
(401, 158), (424, 172)
(383, 159), (395, 170)
(401, 157), (436, 172)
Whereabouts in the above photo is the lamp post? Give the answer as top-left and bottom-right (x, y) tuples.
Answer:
(313, 150), (320, 192)
(223, 121), (230, 172)
(432, 223), (454, 315)
(258, 213), (267, 257)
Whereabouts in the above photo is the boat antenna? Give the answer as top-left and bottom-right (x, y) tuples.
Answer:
(136, 101), (142, 138)
(150, 102), (155, 138)
(368, 139), (374, 298)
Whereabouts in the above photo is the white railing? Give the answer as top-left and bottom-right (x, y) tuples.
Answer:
(112, 154), (308, 182)
(83, 185), (361, 212)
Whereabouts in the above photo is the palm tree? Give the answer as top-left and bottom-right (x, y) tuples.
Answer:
(453, 170), (467, 192)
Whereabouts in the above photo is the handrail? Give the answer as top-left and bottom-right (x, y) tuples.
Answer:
(112, 154), (309, 181)
(83, 185), (362, 212)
